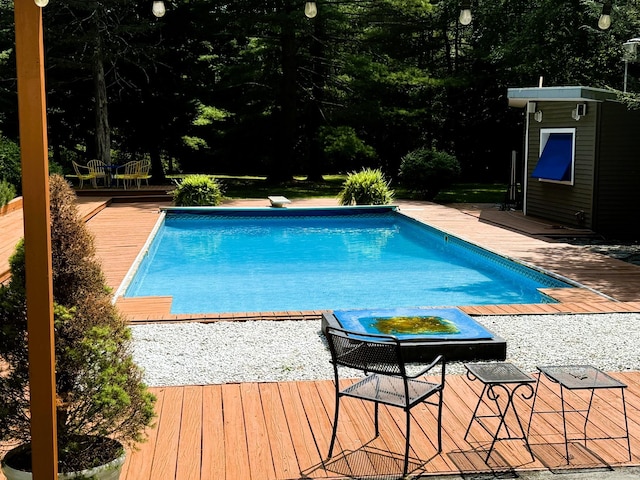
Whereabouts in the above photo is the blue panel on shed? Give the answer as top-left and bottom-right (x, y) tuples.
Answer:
(531, 133), (573, 181)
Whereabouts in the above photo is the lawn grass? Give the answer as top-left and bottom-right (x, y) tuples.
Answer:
(167, 174), (508, 204)
(199, 175), (508, 205)
(433, 183), (508, 204)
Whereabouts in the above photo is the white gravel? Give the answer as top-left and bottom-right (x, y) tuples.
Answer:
(130, 313), (640, 387)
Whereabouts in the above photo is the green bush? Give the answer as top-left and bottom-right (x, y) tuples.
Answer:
(0, 175), (155, 472)
(172, 174), (224, 206)
(338, 168), (394, 205)
(319, 125), (377, 171)
(0, 179), (16, 207)
(398, 147), (461, 200)
(0, 135), (22, 195)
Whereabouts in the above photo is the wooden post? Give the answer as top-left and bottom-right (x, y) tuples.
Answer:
(13, 0), (58, 478)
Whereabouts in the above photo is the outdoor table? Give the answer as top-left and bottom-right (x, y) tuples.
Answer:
(528, 365), (631, 464)
(464, 362), (536, 462)
(102, 164), (119, 187)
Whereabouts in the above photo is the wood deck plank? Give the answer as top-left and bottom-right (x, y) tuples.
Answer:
(278, 381), (329, 478)
(201, 385), (225, 479)
(120, 387), (165, 480)
(148, 387), (183, 480)
(240, 382), (277, 480)
(221, 384), (252, 480)
(175, 386), (203, 480)
(259, 382), (300, 479)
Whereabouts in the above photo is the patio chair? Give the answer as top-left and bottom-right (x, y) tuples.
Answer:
(112, 160), (140, 189)
(71, 160), (98, 189)
(134, 159), (151, 188)
(87, 159), (108, 187)
(325, 326), (446, 478)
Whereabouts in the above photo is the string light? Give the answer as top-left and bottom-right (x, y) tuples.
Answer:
(152, 1), (166, 18)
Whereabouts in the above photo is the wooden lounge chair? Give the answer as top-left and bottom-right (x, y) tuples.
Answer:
(325, 326), (446, 477)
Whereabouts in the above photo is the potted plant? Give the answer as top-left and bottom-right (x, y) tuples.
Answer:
(0, 174), (156, 478)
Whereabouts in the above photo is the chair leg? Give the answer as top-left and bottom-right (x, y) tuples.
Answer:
(374, 402), (380, 437)
(436, 391), (443, 452)
(327, 395), (340, 459)
(403, 410), (411, 478)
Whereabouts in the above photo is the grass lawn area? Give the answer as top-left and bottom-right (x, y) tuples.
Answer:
(190, 175), (508, 205)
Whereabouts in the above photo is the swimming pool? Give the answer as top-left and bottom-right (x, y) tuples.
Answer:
(121, 206), (572, 314)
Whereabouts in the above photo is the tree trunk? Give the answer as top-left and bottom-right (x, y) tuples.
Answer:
(92, 35), (111, 165)
(267, 0), (296, 184)
(305, 16), (327, 182)
(150, 142), (165, 184)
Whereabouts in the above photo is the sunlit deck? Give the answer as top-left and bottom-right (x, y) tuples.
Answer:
(122, 373), (640, 479)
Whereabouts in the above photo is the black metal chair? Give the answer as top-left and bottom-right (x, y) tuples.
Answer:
(325, 326), (446, 478)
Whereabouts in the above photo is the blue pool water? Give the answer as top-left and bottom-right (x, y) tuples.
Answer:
(123, 207), (571, 314)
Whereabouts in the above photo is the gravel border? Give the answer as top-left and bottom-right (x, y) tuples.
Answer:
(131, 313), (640, 387)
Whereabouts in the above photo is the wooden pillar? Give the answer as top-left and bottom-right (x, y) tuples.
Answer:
(13, 0), (58, 478)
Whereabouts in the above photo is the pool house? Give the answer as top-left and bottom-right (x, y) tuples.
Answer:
(507, 86), (640, 239)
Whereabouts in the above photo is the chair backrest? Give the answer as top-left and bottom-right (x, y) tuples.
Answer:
(122, 160), (139, 175)
(138, 159), (151, 175)
(87, 159), (106, 175)
(325, 327), (405, 377)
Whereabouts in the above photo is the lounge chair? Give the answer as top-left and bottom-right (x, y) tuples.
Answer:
(325, 326), (446, 477)
(134, 159), (151, 188)
(87, 159), (108, 187)
(71, 160), (98, 189)
(112, 160), (140, 189)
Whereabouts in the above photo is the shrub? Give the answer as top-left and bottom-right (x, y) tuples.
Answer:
(0, 179), (16, 207)
(338, 168), (394, 205)
(399, 148), (461, 200)
(172, 174), (224, 206)
(319, 125), (377, 171)
(0, 135), (22, 195)
(0, 174), (156, 472)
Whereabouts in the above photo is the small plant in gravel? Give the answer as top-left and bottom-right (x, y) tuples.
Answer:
(338, 168), (394, 205)
(172, 174), (224, 206)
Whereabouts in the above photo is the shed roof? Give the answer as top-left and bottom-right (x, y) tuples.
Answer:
(507, 86), (618, 107)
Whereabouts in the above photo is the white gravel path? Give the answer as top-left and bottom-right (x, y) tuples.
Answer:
(130, 313), (640, 387)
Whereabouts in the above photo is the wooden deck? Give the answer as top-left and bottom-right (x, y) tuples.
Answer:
(120, 372), (640, 479)
(3, 195), (640, 478)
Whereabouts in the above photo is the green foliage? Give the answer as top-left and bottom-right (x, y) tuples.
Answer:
(0, 174), (155, 472)
(0, 135), (22, 195)
(0, 179), (16, 207)
(399, 148), (461, 200)
(319, 126), (377, 171)
(338, 168), (394, 205)
(172, 174), (224, 206)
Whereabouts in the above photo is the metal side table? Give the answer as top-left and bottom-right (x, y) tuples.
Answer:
(528, 365), (631, 464)
(464, 362), (536, 462)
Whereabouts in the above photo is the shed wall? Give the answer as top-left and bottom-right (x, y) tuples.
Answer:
(525, 102), (596, 228)
(593, 102), (640, 238)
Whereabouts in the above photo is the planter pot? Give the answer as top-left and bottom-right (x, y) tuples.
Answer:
(1, 440), (126, 480)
